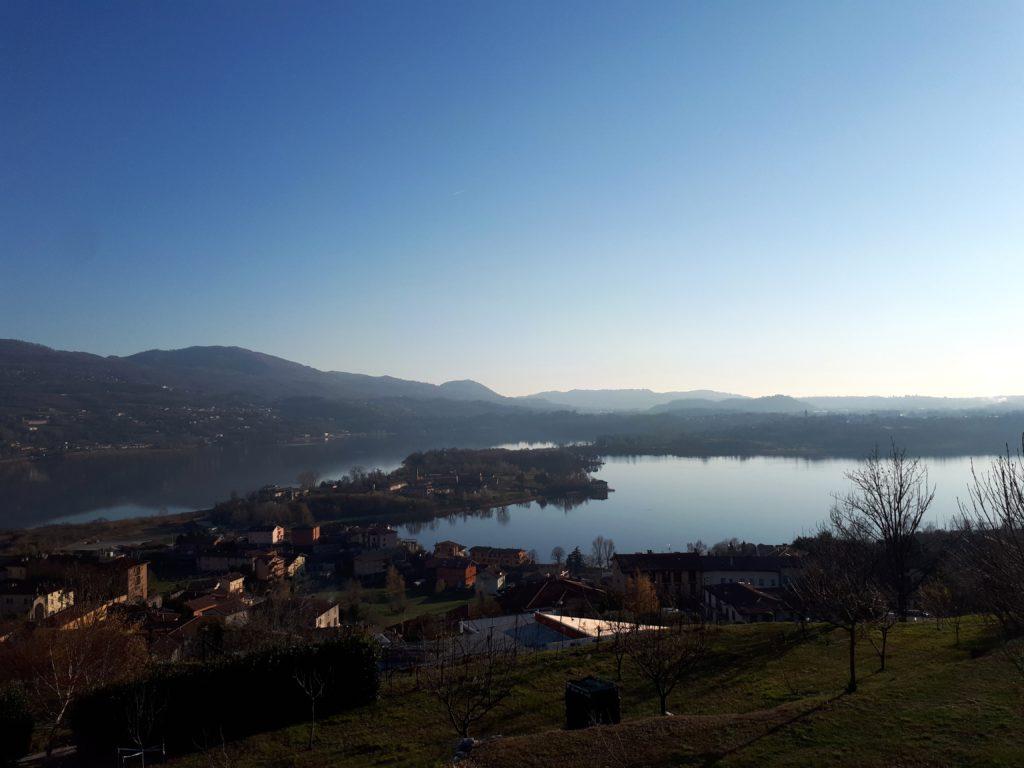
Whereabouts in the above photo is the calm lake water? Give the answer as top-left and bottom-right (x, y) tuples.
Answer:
(0, 441), (993, 552)
(0, 439), (420, 529)
(398, 454), (987, 555)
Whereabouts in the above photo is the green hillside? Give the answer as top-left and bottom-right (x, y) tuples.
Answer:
(165, 617), (1023, 768)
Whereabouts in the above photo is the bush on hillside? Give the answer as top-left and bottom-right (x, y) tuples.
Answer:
(0, 683), (34, 767)
(68, 636), (378, 758)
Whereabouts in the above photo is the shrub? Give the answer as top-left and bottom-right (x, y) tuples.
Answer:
(0, 683), (34, 767)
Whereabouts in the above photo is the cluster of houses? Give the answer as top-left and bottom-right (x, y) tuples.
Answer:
(610, 551), (804, 623)
(253, 470), (502, 507)
(391, 471), (500, 499)
(1, 511), (809, 675)
(425, 542), (533, 594)
(0, 552), (151, 639)
(0, 518), (395, 658)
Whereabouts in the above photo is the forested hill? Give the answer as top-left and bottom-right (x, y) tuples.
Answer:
(0, 340), (542, 458)
(0, 340), (514, 404)
(4, 339), (1024, 461)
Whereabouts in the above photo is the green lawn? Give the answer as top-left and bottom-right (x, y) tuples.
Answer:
(148, 575), (192, 597)
(308, 585), (470, 628)
(350, 587), (470, 627)
(166, 617), (1024, 768)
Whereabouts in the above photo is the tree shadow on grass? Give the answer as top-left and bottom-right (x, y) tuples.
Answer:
(696, 690), (848, 767)
(681, 625), (830, 699)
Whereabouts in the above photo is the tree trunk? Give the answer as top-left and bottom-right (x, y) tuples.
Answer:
(879, 628), (888, 672)
(659, 691), (668, 716)
(847, 625), (857, 693)
(895, 567), (908, 622)
(45, 702), (69, 758)
(308, 701), (316, 750)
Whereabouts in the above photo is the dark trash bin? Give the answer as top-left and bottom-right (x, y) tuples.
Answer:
(565, 676), (621, 729)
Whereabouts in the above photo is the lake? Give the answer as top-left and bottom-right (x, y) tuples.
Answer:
(398, 454), (987, 555)
(0, 442), (993, 552)
(0, 439), (421, 529)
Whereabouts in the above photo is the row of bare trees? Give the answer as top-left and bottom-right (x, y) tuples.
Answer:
(548, 537), (616, 571)
(421, 625), (521, 738)
(791, 443), (935, 692)
(795, 439), (1024, 694)
(955, 444), (1024, 677)
(622, 614), (708, 716)
(418, 612), (709, 738)
(956, 446), (1024, 634)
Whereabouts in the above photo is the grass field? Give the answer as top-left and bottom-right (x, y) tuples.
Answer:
(166, 617), (1024, 768)
(311, 585), (471, 627)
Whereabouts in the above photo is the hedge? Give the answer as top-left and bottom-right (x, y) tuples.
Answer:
(68, 636), (378, 758)
(0, 684), (33, 767)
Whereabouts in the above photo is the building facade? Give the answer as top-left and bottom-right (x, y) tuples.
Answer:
(612, 552), (800, 604)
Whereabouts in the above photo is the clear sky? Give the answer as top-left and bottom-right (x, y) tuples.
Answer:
(2, 1), (1022, 397)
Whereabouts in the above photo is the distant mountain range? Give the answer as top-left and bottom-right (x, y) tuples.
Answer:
(0, 340), (515, 405)
(650, 394), (810, 414)
(5, 339), (1024, 461)
(3, 339), (1023, 416)
(0, 340), (561, 458)
(531, 388), (743, 412)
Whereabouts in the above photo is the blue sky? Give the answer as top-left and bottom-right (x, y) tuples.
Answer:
(2, 1), (1022, 396)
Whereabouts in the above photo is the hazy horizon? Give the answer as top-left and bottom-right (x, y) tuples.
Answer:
(4, 2), (1022, 397)
(7, 335), (1024, 402)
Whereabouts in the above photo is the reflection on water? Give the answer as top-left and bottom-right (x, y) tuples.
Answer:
(398, 454), (988, 555)
(0, 443), (994, 553)
(0, 439), (591, 528)
(401, 497), (589, 537)
(489, 441), (591, 451)
(0, 439), (423, 528)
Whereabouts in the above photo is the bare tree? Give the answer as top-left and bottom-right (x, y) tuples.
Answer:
(551, 546), (566, 566)
(919, 568), (973, 646)
(28, 612), (145, 756)
(123, 682), (165, 766)
(591, 536), (607, 568)
(608, 621), (629, 680)
(293, 666), (328, 750)
(625, 614), (708, 715)
(296, 469), (320, 490)
(831, 442), (934, 619)
(956, 444), (1024, 635)
(193, 727), (233, 768)
(601, 538), (616, 567)
(422, 626), (519, 738)
(865, 610), (896, 672)
(793, 529), (884, 693)
(590, 536), (616, 569)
